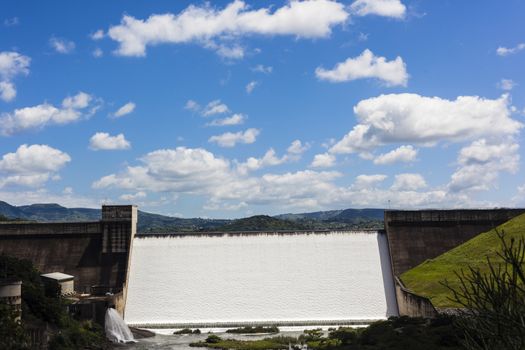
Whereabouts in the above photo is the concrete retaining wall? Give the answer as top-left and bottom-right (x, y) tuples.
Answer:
(385, 209), (525, 276)
(385, 208), (525, 317)
(394, 277), (437, 318)
(0, 206), (137, 295)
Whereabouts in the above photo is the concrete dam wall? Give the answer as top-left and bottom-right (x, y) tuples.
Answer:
(124, 231), (398, 328)
(385, 208), (525, 276)
(0, 205), (137, 293)
(2, 206), (525, 323)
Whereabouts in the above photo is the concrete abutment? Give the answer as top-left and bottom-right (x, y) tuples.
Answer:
(0, 205), (137, 318)
(384, 208), (525, 317)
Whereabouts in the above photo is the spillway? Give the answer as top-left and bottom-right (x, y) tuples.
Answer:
(124, 231), (397, 328)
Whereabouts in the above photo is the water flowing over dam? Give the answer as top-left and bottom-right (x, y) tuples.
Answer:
(124, 231), (398, 328)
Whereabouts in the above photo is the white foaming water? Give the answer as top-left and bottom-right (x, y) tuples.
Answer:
(125, 231), (397, 327)
(105, 308), (136, 343)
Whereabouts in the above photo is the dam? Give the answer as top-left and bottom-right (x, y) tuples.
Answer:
(2, 205), (525, 327)
(124, 230), (397, 328)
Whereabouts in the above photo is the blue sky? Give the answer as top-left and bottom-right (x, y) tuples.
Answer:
(0, 0), (524, 218)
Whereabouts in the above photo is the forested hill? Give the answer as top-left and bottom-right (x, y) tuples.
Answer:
(276, 208), (384, 221)
(0, 201), (384, 232)
(215, 215), (307, 232)
(275, 208), (384, 230)
(0, 201), (226, 232)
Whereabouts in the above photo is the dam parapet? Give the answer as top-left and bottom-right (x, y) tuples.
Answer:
(136, 228), (383, 238)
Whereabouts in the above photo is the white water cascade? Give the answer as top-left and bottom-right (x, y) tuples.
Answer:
(105, 308), (136, 343)
(125, 231), (398, 328)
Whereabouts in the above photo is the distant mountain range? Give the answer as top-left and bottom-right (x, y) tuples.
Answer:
(0, 201), (384, 232)
(276, 208), (384, 222)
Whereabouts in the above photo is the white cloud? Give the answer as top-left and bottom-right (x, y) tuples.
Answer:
(92, 145), (485, 213)
(184, 99), (200, 112)
(513, 184), (525, 205)
(207, 113), (245, 126)
(0, 188), (100, 208)
(0, 51), (30, 79)
(0, 92), (96, 135)
(350, 0), (406, 19)
(92, 48), (103, 58)
(457, 139), (517, 168)
(358, 32), (369, 41)
(189, 99), (247, 124)
(203, 100), (229, 116)
(391, 173), (427, 191)
(119, 191), (147, 201)
(0, 51), (30, 102)
(287, 140), (309, 154)
(352, 174), (387, 189)
(315, 49), (408, 86)
(496, 43), (525, 56)
(92, 151), (342, 210)
(4, 17), (19, 27)
(236, 140), (307, 174)
(0, 144), (70, 174)
(204, 200), (248, 211)
(0, 81), (16, 102)
(91, 29), (105, 40)
(209, 128), (259, 147)
(497, 79), (516, 91)
(62, 91), (92, 109)
(0, 144), (71, 188)
(330, 94), (521, 154)
(236, 149), (287, 174)
(321, 138), (336, 149)
(113, 102), (136, 118)
(83, 93), (518, 213)
(210, 42), (245, 59)
(246, 80), (258, 93)
(252, 64), (273, 74)
(49, 37), (75, 54)
(106, 0), (349, 57)
(89, 132), (131, 150)
(374, 145), (417, 165)
(93, 147), (232, 193)
(448, 139), (519, 192)
(310, 153), (336, 168)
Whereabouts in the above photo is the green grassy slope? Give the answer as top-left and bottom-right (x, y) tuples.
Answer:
(400, 213), (525, 308)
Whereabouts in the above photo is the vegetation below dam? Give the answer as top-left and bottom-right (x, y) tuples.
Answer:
(401, 212), (525, 308)
(0, 201), (384, 232)
(0, 255), (110, 350)
(189, 317), (464, 350)
(225, 326), (280, 334)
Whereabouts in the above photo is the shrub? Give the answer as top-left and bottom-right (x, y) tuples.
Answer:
(206, 335), (222, 343)
(443, 231), (525, 350)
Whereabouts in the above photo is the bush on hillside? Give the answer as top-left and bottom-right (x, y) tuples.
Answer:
(443, 231), (525, 350)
